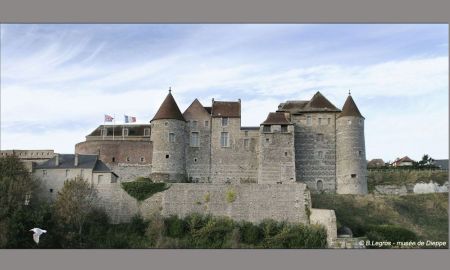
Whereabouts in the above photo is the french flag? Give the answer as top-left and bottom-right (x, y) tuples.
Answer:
(124, 115), (136, 123)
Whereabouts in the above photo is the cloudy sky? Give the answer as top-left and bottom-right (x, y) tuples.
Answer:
(1, 24), (448, 161)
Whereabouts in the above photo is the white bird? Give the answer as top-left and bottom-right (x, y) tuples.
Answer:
(29, 228), (47, 244)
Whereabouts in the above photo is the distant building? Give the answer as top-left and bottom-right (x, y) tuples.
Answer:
(392, 156), (415, 167)
(33, 154), (118, 200)
(432, 159), (449, 171)
(367, 158), (385, 168)
(0, 149), (56, 172)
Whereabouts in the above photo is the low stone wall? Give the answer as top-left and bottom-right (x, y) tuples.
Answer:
(373, 181), (449, 195)
(310, 208), (337, 247)
(96, 182), (312, 225)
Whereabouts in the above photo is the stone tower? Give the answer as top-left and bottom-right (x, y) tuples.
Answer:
(336, 93), (368, 194)
(150, 90), (187, 182)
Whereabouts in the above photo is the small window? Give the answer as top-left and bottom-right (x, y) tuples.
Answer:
(169, 132), (175, 143)
(265, 138), (270, 143)
(358, 151), (362, 156)
(165, 122), (169, 126)
(98, 175), (103, 184)
(316, 180), (323, 191)
(123, 128), (129, 136)
(222, 117), (228, 126)
(351, 174), (356, 178)
(191, 120), (198, 129)
(359, 119), (363, 125)
(244, 139), (249, 148)
(65, 169), (70, 177)
(244, 131), (248, 136)
(166, 154), (170, 159)
(263, 125), (271, 132)
(205, 120), (209, 127)
(49, 189), (53, 193)
(307, 116), (312, 125)
(281, 125), (288, 132)
(112, 157), (116, 163)
(43, 170), (47, 176)
(328, 118), (331, 125)
(126, 157), (130, 162)
(348, 120), (352, 125)
(318, 118), (322, 125)
(318, 151), (323, 158)
(191, 132), (199, 147)
(284, 152), (288, 157)
(144, 128), (150, 136)
(194, 158), (198, 163)
(220, 132), (229, 147)
(140, 157), (145, 162)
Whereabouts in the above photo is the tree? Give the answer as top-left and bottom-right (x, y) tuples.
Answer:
(0, 155), (39, 247)
(417, 154), (435, 168)
(53, 176), (98, 247)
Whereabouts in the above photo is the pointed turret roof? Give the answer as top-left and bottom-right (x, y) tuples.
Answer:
(151, 90), (185, 122)
(303, 91), (340, 112)
(338, 94), (364, 118)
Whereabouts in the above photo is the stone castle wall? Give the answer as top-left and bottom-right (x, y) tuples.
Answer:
(258, 125), (296, 184)
(336, 116), (367, 194)
(96, 182), (312, 224)
(292, 113), (338, 193)
(75, 140), (152, 166)
(210, 118), (259, 184)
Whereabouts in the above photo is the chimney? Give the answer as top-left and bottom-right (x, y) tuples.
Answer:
(55, 154), (59, 166)
(74, 154), (79, 167)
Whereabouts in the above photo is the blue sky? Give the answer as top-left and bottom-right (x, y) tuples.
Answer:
(1, 24), (448, 161)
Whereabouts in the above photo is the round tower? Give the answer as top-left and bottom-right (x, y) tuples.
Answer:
(336, 93), (367, 194)
(150, 89), (187, 182)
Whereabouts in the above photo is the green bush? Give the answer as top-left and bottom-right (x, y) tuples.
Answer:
(239, 221), (262, 245)
(121, 178), (168, 201)
(366, 225), (418, 246)
(165, 215), (187, 238)
(226, 189), (236, 203)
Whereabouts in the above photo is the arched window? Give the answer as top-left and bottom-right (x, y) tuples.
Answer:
(316, 180), (324, 191)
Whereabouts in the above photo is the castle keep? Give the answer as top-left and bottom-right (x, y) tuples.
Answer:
(76, 90), (367, 194)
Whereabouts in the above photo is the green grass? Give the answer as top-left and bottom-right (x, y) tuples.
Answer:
(311, 193), (448, 247)
(121, 177), (169, 201)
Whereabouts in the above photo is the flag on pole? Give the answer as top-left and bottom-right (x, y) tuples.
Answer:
(105, 114), (114, 122)
(124, 115), (136, 123)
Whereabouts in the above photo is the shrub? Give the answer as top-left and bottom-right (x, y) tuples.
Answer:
(365, 225), (418, 248)
(121, 178), (168, 201)
(239, 221), (262, 245)
(226, 189), (236, 203)
(164, 215), (187, 238)
(192, 216), (235, 248)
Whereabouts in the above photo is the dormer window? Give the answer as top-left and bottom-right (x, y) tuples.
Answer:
(222, 117), (228, 127)
(144, 128), (150, 137)
(281, 125), (288, 132)
(191, 120), (198, 129)
(263, 125), (271, 132)
(123, 128), (129, 136)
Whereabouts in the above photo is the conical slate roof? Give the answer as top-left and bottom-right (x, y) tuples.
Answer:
(304, 91), (340, 111)
(338, 94), (364, 118)
(151, 91), (186, 122)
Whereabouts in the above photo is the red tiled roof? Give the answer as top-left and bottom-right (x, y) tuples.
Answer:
(211, 101), (240, 118)
(338, 94), (364, 118)
(151, 91), (185, 122)
(261, 112), (291, 125)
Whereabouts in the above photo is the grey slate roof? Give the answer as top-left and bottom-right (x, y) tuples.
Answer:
(35, 154), (113, 173)
(433, 159), (449, 170)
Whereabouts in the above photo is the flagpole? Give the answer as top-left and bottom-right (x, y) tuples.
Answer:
(103, 116), (105, 140)
(113, 114), (116, 141)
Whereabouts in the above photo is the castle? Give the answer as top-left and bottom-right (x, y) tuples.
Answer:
(75, 89), (368, 194)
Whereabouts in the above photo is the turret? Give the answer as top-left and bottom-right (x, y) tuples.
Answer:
(150, 89), (187, 182)
(336, 93), (367, 194)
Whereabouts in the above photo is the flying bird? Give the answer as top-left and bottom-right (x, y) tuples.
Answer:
(30, 228), (47, 244)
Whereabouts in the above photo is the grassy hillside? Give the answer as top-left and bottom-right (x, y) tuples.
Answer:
(311, 193), (448, 246)
(367, 170), (448, 192)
